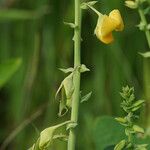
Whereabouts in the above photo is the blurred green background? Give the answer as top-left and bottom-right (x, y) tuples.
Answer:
(0, 0), (149, 149)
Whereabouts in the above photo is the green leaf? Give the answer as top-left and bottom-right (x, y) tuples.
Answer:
(63, 22), (77, 28)
(58, 99), (68, 117)
(135, 144), (148, 150)
(93, 116), (126, 150)
(0, 58), (22, 88)
(81, 92), (92, 103)
(134, 136), (150, 149)
(38, 121), (71, 149)
(114, 139), (126, 150)
(63, 73), (74, 102)
(132, 100), (145, 108)
(55, 73), (74, 101)
(115, 117), (127, 124)
(133, 125), (144, 134)
(53, 134), (68, 141)
(139, 52), (150, 58)
(39, 126), (56, 149)
(81, 1), (98, 9)
(131, 105), (142, 112)
(125, 1), (138, 9)
(59, 67), (74, 73)
(66, 122), (78, 130)
(79, 64), (90, 73)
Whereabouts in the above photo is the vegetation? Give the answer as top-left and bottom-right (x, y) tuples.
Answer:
(0, 0), (150, 149)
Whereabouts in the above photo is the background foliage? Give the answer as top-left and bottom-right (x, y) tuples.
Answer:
(0, 0), (149, 149)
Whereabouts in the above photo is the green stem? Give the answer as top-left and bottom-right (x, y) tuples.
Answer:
(87, 5), (102, 17)
(138, 7), (150, 48)
(138, 4), (150, 127)
(67, 0), (81, 150)
(143, 59), (150, 126)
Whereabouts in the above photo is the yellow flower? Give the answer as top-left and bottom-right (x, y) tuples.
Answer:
(94, 9), (124, 44)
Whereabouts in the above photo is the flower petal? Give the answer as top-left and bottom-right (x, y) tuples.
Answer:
(109, 9), (124, 31)
(95, 15), (115, 44)
(100, 15), (118, 37)
(100, 33), (114, 44)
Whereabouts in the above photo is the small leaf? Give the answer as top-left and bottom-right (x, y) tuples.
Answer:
(114, 140), (126, 150)
(135, 144), (148, 150)
(125, 1), (138, 9)
(63, 73), (74, 100)
(147, 24), (150, 30)
(132, 100), (145, 108)
(80, 92), (92, 103)
(87, 1), (98, 6)
(58, 99), (68, 117)
(131, 105), (141, 112)
(139, 52), (150, 58)
(55, 73), (74, 101)
(55, 82), (63, 100)
(53, 134), (68, 141)
(115, 117), (127, 124)
(66, 122), (78, 130)
(39, 121), (71, 149)
(63, 22), (77, 28)
(136, 22), (146, 31)
(133, 125), (144, 134)
(39, 126), (56, 149)
(81, 1), (98, 9)
(59, 67), (74, 73)
(79, 64), (90, 73)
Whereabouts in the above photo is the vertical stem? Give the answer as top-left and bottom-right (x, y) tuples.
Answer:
(138, 5), (150, 127)
(143, 59), (150, 126)
(67, 0), (81, 149)
(138, 8), (150, 48)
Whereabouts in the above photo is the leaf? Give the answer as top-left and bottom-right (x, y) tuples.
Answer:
(131, 105), (142, 112)
(80, 92), (92, 103)
(132, 100), (145, 108)
(59, 67), (74, 73)
(53, 134), (68, 141)
(147, 24), (150, 30)
(92, 116), (126, 150)
(125, 1), (138, 9)
(66, 122), (78, 130)
(55, 73), (74, 101)
(58, 99), (68, 117)
(115, 117), (127, 124)
(79, 64), (90, 73)
(63, 73), (74, 100)
(63, 22), (77, 28)
(139, 52), (150, 58)
(81, 1), (98, 9)
(133, 125), (144, 134)
(39, 126), (56, 149)
(134, 136), (150, 149)
(114, 140), (126, 150)
(39, 121), (71, 149)
(135, 144), (148, 150)
(0, 58), (22, 88)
